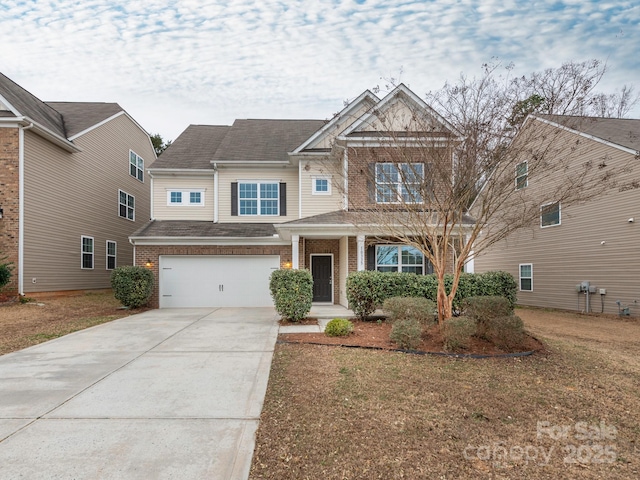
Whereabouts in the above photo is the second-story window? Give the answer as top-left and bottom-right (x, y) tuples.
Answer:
(119, 190), (135, 221)
(129, 150), (144, 182)
(167, 190), (204, 206)
(516, 161), (528, 190)
(375, 163), (424, 204)
(239, 182), (279, 215)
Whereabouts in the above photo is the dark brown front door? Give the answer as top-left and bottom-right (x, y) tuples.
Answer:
(311, 255), (332, 302)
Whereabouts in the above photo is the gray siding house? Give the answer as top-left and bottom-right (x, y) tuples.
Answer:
(474, 115), (640, 316)
(0, 72), (154, 295)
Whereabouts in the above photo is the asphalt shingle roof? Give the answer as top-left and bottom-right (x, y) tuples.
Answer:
(537, 115), (640, 152)
(132, 220), (278, 238)
(46, 102), (123, 138)
(149, 125), (230, 169)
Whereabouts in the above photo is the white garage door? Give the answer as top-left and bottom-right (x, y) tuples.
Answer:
(159, 255), (280, 308)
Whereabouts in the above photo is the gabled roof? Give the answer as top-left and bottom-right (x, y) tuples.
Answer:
(0, 72), (67, 138)
(46, 102), (124, 138)
(150, 125), (231, 170)
(534, 114), (640, 153)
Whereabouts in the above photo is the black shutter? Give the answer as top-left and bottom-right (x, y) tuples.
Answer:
(279, 182), (287, 216)
(367, 163), (376, 203)
(231, 182), (238, 216)
(366, 245), (376, 271)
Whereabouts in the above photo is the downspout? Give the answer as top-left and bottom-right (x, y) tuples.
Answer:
(342, 146), (348, 211)
(298, 160), (302, 219)
(149, 171), (154, 220)
(213, 163), (219, 223)
(18, 122), (34, 296)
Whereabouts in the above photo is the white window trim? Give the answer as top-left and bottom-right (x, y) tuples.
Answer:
(238, 180), (280, 216)
(515, 161), (528, 190)
(519, 263), (533, 291)
(375, 162), (424, 204)
(119, 189), (135, 221)
(375, 244), (425, 274)
(81, 235), (94, 270)
(106, 240), (117, 270)
(129, 150), (144, 183)
(311, 175), (332, 195)
(166, 189), (206, 206)
(540, 201), (561, 228)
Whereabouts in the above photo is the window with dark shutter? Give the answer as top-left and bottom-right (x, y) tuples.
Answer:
(366, 245), (375, 270)
(279, 182), (286, 216)
(231, 182), (238, 216)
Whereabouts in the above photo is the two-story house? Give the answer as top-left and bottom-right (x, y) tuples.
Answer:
(474, 114), (640, 316)
(0, 72), (153, 296)
(131, 84), (464, 308)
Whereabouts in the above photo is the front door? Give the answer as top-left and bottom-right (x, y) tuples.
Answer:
(311, 255), (332, 302)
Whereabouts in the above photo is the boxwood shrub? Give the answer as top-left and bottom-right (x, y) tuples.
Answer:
(383, 297), (436, 325)
(269, 269), (313, 322)
(110, 266), (154, 308)
(324, 318), (353, 337)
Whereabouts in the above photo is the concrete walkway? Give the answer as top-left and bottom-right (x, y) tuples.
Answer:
(0, 307), (279, 479)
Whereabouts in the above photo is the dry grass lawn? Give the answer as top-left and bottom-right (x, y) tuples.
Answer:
(0, 292), (137, 355)
(250, 308), (640, 479)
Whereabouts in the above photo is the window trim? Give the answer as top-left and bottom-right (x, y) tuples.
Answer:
(540, 201), (561, 228)
(81, 236), (94, 270)
(375, 244), (425, 274)
(515, 161), (528, 190)
(119, 189), (135, 221)
(311, 175), (332, 195)
(519, 263), (533, 291)
(166, 189), (205, 206)
(238, 181), (280, 216)
(106, 240), (117, 270)
(375, 162), (424, 204)
(129, 150), (144, 182)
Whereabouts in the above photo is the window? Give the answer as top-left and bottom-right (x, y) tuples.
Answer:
(376, 245), (424, 274)
(106, 241), (116, 270)
(375, 163), (424, 203)
(541, 201), (560, 227)
(81, 236), (94, 269)
(519, 264), (533, 291)
(166, 190), (204, 206)
(516, 161), (528, 190)
(119, 190), (135, 220)
(129, 150), (144, 182)
(239, 182), (279, 215)
(312, 176), (331, 195)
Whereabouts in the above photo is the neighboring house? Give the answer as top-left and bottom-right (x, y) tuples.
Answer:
(474, 114), (640, 316)
(131, 84), (463, 308)
(0, 72), (154, 296)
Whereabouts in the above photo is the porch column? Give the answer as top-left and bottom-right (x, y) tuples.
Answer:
(357, 235), (365, 271)
(292, 235), (300, 269)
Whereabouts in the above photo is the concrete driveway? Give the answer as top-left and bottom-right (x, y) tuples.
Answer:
(0, 307), (279, 479)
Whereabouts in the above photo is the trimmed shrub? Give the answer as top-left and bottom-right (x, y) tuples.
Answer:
(390, 318), (423, 350)
(346, 270), (387, 318)
(462, 295), (513, 338)
(476, 271), (518, 309)
(443, 316), (477, 351)
(110, 266), (154, 308)
(269, 269), (313, 322)
(383, 296), (436, 325)
(0, 263), (11, 290)
(324, 318), (354, 337)
(485, 315), (526, 351)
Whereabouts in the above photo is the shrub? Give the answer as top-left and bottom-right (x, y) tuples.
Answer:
(484, 315), (526, 351)
(476, 271), (518, 309)
(324, 318), (354, 337)
(390, 318), (423, 350)
(462, 295), (513, 336)
(0, 263), (11, 290)
(110, 266), (154, 308)
(346, 271), (387, 318)
(443, 316), (477, 351)
(269, 269), (313, 322)
(383, 296), (436, 325)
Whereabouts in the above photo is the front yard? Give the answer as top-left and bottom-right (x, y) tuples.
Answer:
(250, 308), (640, 479)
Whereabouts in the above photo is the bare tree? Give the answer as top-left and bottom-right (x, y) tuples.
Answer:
(331, 64), (632, 324)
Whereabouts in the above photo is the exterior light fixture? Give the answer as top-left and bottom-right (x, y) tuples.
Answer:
(284, 261), (292, 269)
(0, 208), (3, 219)
(145, 259), (154, 268)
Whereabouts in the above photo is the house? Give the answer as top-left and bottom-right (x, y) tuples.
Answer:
(474, 114), (640, 316)
(130, 84), (466, 308)
(0, 72), (154, 296)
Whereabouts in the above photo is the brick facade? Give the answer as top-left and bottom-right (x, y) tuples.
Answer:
(0, 127), (20, 293)
(135, 244), (293, 308)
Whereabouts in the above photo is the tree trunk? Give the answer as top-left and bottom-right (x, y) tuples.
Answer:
(436, 271), (453, 325)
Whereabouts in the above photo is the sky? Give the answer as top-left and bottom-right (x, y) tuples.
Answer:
(0, 0), (638, 142)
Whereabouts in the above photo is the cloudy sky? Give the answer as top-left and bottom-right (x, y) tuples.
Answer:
(1, 0), (638, 141)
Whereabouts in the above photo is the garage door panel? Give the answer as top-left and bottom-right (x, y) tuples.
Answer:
(159, 255), (279, 308)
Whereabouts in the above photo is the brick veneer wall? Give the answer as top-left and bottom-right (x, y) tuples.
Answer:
(305, 238), (340, 304)
(0, 128), (20, 293)
(135, 244), (292, 308)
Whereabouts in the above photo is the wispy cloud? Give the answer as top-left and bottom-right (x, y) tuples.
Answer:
(0, 0), (637, 140)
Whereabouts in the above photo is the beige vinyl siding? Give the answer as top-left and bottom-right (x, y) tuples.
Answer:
(218, 167), (299, 223)
(314, 102), (374, 149)
(22, 114), (153, 292)
(300, 162), (343, 218)
(152, 175), (214, 221)
(356, 100), (422, 132)
(475, 133), (639, 316)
